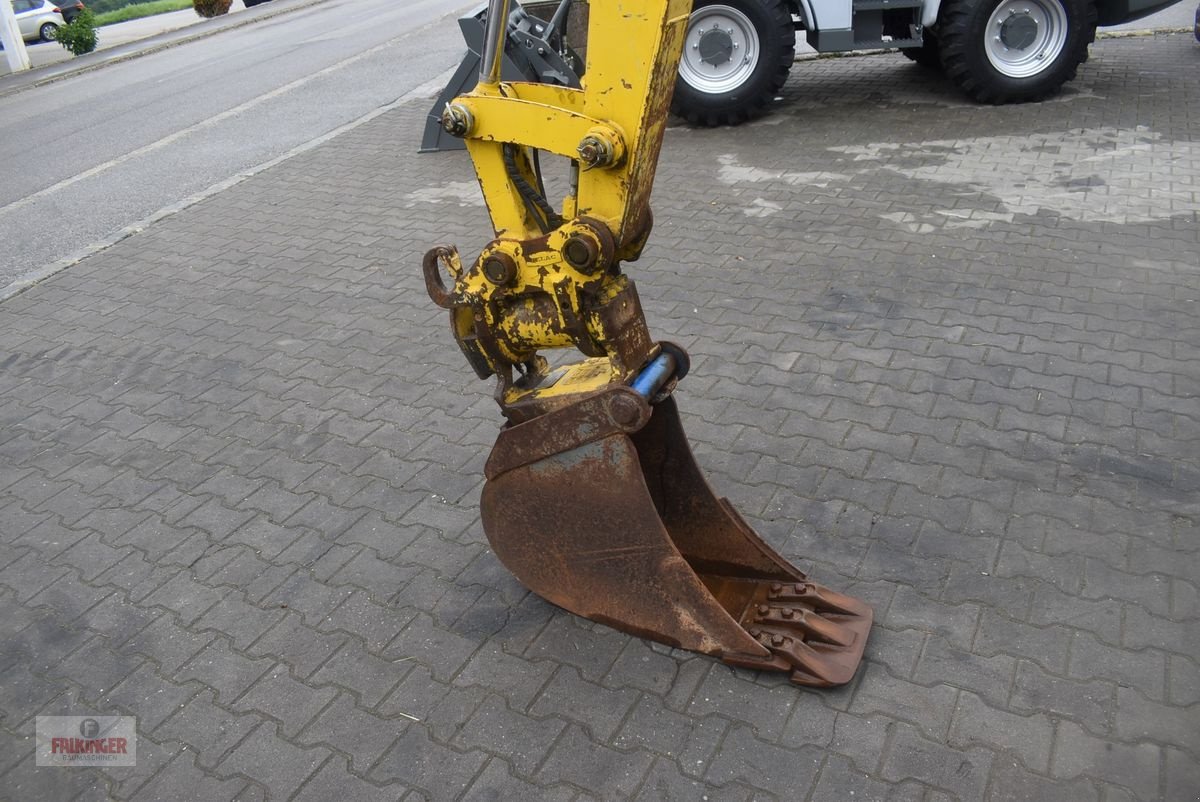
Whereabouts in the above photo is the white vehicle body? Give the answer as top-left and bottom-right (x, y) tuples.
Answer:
(10, 0), (64, 42)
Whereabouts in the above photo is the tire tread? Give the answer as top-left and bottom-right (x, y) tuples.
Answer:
(672, 0), (796, 127)
(937, 0), (1097, 103)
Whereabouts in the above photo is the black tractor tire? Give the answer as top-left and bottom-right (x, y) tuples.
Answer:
(671, 0), (796, 127)
(936, 0), (1096, 103)
(901, 31), (942, 68)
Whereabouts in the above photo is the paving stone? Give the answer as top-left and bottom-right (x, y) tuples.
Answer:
(95, 732), (180, 800)
(860, 624), (927, 679)
(383, 612), (480, 683)
(121, 612), (214, 675)
(232, 662), (338, 738)
(1009, 660), (1115, 735)
(50, 634), (145, 701)
(518, 614), (633, 681)
(949, 691), (1053, 773)
(3, 34), (1199, 802)
(297, 692), (407, 774)
(602, 638), (683, 696)
(98, 661), (200, 732)
(987, 760), (1099, 802)
(1167, 653), (1200, 707)
(331, 549), (420, 604)
(258, 571), (354, 631)
(371, 725), (488, 802)
(378, 665), (482, 742)
(706, 724), (822, 799)
(973, 609), (1071, 675)
(687, 665), (798, 741)
(1121, 605), (1198, 657)
(1067, 631), (1167, 702)
(174, 638), (275, 705)
(154, 690), (262, 769)
(247, 610), (347, 678)
(310, 639), (410, 710)
(142, 570), (226, 626)
(848, 663), (957, 741)
(1164, 746), (1200, 802)
(448, 642), (552, 712)
(913, 635), (1016, 709)
(25, 569), (112, 623)
(1051, 721), (1161, 797)
(530, 666), (639, 742)
(1113, 685), (1200, 750)
(0, 551), (72, 602)
(0, 662), (64, 728)
(613, 693), (728, 774)
(813, 753), (926, 802)
(1028, 584), (1123, 643)
(216, 721), (329, 800)
(454, 693), (566, 775)
(881, 722), (994, 800)
(318, 589), (414, 652)
(634, 757), (754, 802)
(0, 749), (154, 802)
(292, 756), (410, 802)
(193, 592), (287, 651)
(883, 585), (980, 650)
(537, 723), (655, 800)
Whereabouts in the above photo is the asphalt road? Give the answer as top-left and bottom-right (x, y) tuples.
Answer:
(0, 0), (475, 291)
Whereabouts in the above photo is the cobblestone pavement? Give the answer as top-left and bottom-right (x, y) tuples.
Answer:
(1, 33), (1198, 802)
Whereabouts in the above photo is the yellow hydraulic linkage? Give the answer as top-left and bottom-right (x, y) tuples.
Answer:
(423, 0), (871, 686)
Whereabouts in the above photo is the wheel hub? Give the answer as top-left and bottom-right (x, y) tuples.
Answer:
(999, 13), (1038, 50)
(698, 27), (734, 67)
(983, 0), (1069, 79)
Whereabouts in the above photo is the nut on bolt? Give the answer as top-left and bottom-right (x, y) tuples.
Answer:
(562, 234), (599, 272)
(441, 102), (474, 138)
(577, 136), (614, 169)
(482, 253), (517, 286)
(576, 126), (624, 170)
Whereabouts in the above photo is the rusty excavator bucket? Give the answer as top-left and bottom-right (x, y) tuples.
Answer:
(420, 0), (871, 687)
(481, 383), (871, 686)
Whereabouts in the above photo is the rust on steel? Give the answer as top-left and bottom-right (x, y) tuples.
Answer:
(421, 0), (871, 687)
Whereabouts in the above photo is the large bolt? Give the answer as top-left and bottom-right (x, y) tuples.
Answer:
(608, 394), (642, 427)
(577, 135), (615, 169)
(441, 103), (474, 138)
(482, 253), (517, 286)
(562, 234), (599, 272)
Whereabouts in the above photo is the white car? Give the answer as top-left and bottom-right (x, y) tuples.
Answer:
(11, 0), (66, 43)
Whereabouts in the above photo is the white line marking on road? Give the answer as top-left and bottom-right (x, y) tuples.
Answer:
(0, 65), (456, 302)
(0, 33), (442, 220)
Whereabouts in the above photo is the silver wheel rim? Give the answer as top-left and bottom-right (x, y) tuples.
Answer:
(680, 5), (761, 94)
(984, 0), (1069, 78)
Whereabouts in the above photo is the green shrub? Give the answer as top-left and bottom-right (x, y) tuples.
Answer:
(54, 8), (98, 55)
(192, 0), (231, 17)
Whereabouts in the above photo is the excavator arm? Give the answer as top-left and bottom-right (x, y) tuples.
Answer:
(425, 0), (690, 422)
(423, 0), (872, 687)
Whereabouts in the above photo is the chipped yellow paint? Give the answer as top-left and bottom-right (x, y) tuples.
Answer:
(436, 0), (692, 409)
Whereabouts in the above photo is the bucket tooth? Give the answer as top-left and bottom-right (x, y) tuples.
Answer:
(479, 389), (872, 687)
